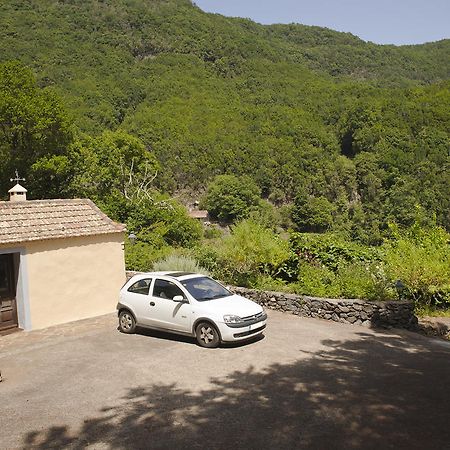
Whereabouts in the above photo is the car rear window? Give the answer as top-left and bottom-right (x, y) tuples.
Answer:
(127, 278), (152, 295)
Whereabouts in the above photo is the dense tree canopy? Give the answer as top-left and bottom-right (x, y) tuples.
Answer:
(0, 0), (449, 245)
(0, 61), (72, 196)
(202, 175), (261, 222)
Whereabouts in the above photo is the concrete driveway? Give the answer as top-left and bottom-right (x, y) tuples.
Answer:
(1, 310), (449, 449)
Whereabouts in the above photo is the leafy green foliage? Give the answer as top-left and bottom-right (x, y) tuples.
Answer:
(0, 61), (72, 197)
(266, 24), (450, 84)
(336, 263), (394, 301)
(193, 220), (290, 287)
(383, 223), (450, 306)
(1, 1), (450, 239)
(153, 254), (210, 274)
(248, 200), (282, 231)
(221, 220), (289, 275)
(290, 261), (394, 301)
(289, 232), (379, 271)
(275, 232), (394, 300)
(123, 200), (203, 271)
(202, 175), (261, 222)
(69, 130), (159, 214)
(125, 239), (171, 273)
(292, 194), (335, 233)
(0, 2), (449, 305)
(294, 263), (341, 298)
(126, 195), (203, 248)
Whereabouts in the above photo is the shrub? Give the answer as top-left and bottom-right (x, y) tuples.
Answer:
(293, 263), (341, 298)
(153, 254), (210, 275)
(292, 194), (335, 233)
(383, 224), (450, 306)
(163, 203), (203, 247)
(253, 275), (293, 293)
(335, 264), (372, 299)
(202, 220), (290, 286)
(203, 225), (223, 240)
(290, 232), (379, 271)
(125, 240), (171, 272)
(279, 204), (295, 230)
(191, 245), (222, 277)
(285, 258), (396, 301)
(248, 200), (281, 231)
(126, 195), (202, 248)
(202, 174), (261, 222)
(336, 263), (395, 301)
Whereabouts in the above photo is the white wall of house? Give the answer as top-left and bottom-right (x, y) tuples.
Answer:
(1, 233), (125, 330)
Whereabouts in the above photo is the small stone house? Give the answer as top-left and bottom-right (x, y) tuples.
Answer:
(0, 184), (126, 332)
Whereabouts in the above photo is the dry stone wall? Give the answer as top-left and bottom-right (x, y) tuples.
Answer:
(126, 272), (418, 330)
(230, 286), (419, 330)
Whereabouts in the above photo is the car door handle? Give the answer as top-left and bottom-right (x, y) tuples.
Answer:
(150, 301), (155, 306)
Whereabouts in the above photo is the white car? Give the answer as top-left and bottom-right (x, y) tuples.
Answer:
(117, 272), (267, 347)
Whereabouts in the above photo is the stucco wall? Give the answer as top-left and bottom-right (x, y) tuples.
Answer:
(25, 233), (125, 330)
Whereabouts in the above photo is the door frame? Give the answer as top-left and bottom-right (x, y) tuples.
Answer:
(0, 247), (31, 331)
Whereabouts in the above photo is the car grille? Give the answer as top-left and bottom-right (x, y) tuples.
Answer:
(242, 311), (264, 321)
(234, 324), (266, 338)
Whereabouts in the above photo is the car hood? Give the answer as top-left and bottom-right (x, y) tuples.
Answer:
(198, 294), (263, 318)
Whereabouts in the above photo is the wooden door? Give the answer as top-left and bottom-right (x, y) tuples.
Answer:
(0, 254), (18, 331)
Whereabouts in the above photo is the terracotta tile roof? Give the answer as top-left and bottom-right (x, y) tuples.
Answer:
(0, 199), (126, 245)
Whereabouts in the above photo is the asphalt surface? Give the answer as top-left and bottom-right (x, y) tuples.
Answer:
(1, 310), (449, 449)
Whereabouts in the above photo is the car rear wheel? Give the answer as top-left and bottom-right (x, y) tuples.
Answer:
(119, 310), (136, 334)
(195, 321), (220, 348)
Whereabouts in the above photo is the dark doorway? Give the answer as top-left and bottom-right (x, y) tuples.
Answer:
(0, 253), (18, 332)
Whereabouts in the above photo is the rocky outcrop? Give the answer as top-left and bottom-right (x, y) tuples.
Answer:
(417, 317), (450, 340)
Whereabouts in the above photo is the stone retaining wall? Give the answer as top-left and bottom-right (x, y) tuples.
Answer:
(417, 317), (450, 340)
(125, 272), (418, 330)
(230, 286), (418, 330)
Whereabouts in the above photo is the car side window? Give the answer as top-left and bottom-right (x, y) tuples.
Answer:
(153, 279), (185, 300)
(127, 278), (152, 295)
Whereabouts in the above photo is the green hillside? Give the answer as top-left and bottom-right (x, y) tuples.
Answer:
(1, 0), (449, 130)
(1, 0), (449, 243)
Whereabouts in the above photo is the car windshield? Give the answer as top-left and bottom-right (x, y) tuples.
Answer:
(181, 276), (232, 301)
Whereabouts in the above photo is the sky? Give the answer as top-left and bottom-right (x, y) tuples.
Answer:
(193, 0), (450, 45)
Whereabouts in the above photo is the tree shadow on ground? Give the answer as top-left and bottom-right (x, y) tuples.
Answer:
(25, 332), (450, 449)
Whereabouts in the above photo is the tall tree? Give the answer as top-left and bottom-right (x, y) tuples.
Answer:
(0, 61), (73, 198)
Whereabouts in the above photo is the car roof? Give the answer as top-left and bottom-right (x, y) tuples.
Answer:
(131, 271), (205, 282)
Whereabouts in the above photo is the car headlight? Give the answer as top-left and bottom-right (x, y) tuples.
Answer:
(223, 315), (243, 324)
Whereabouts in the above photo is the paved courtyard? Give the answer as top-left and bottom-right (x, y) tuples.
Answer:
(1, 310), (449, 449)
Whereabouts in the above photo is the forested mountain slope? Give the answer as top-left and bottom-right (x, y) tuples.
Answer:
(1, 0), (449, 242)
(1, 0), (449, 130)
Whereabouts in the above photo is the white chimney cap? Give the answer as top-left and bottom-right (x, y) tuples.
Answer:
(8, 183), (28, 194)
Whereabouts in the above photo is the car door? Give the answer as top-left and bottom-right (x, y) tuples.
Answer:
(123, 278), (154, 326)
(148, 278), (192, 332)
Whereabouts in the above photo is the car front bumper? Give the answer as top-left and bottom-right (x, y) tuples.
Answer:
(217, 315), (267, 342)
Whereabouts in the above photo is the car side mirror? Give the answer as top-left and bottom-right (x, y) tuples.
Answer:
(172, 295), (186, 303)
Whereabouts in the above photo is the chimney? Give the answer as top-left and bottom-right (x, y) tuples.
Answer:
(8, 183), (27, 202)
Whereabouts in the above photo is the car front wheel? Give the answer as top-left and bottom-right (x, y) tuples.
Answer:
(119, 310), (136, 334)
(195, 321), (220, 348)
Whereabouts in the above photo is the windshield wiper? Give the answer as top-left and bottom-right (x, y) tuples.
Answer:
(202, 294), (230, 301)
